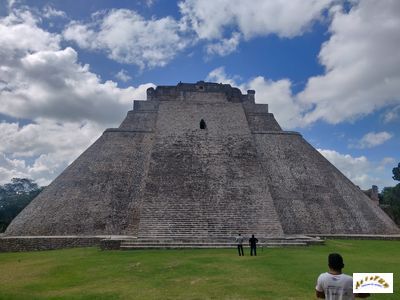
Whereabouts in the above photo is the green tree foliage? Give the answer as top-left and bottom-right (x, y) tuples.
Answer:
(393, 162), (400, 181)
(381, 185), (400, 225)
(380, 162), (400, 225)
(0, 178), (43, 232)
(3, 178), (39, 194)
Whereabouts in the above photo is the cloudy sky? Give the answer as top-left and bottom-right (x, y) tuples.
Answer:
(0, 0), (399, 190)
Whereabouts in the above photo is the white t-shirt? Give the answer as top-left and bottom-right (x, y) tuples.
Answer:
(235, 236), (244, 245)
(316, 272), (354, 300)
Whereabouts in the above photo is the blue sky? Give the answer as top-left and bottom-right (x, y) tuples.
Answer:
(0, 0), (399, 190)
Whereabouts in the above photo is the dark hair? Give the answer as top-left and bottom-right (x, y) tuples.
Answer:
(328, 253), (344, 270)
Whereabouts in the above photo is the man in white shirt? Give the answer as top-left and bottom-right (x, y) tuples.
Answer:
(316, 253), (370, 299)
(235, 233), (244, 256)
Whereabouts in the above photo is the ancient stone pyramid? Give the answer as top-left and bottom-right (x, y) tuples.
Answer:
(6, 81), (399, 239)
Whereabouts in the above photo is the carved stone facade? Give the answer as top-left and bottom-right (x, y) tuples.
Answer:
(5, 81), (399, 239)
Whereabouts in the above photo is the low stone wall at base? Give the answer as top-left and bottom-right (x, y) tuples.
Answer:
(308, 234), (400, 241)
(1, 234), (399, 252)
(0, 236), (105, 252)
(100, 239), (121, 250)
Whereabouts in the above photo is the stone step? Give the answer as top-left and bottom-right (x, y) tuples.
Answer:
(137, 225), (283, 231)
(138, 221), (282, 226)
(134, 235), (313, 240)
(119, 241), (308, 249)
(121, 245), (232, 249)
(121, 242), (308, 246)
(117, 237), (322, 249)
(100, 235), (324, 250)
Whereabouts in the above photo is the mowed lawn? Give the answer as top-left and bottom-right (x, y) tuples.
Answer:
(0, 240), (398, 300)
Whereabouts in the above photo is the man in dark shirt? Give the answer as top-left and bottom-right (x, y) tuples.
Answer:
(249, 234), (258, 256)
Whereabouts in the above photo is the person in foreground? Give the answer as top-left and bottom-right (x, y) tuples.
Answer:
(316, 253), (370, 299)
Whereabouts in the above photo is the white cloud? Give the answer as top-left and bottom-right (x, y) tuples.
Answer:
(6, 0), (17, 9)
(318, 148), (394, 189)
(62, 1), (335, 64)
(42, 5), (67, 19)
(115, 69), (132, 82)
(206, 67), (305, 128)
(204, 1), (400, 127)
(63, 9), (189, 69)
(0, 10), (60, 59)
(0, 120), (100, 158)
(0, 153), (28, 185)
(179, 0), (334, 40)
(1, 46), (152, 125)
(205, 32), (241, 56)
(377, 157), (396, 171)
(0, 10), (153, 125)
(247, 76), (305, 128)
(206, 66), (238, 86)
(381, 157), (395, 166)
(142, 0), (156, 7)
(383, 105), (400, 123)
(351, 131), (393, 149)
(299, 0), (400, 124)
(0, 9), (155, 185)
(62, 21), (97, 49)
(0, 120), (102, 185)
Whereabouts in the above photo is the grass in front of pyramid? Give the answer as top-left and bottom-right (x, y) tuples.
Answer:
(0, 240), (398, 300)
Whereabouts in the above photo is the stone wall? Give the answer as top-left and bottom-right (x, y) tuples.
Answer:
(118, 111), (158, 131)
(245, 113), (282, 132)
(147, 81), (254, 103)
(119, 100), (159, 131)
(242, 103), (281, 132)
(0, 236), (103, 252)
(6, 130), (155, 236)
(363, 185), (380, 205)
(253, 132), (399, 234)
(137, 99), (283, 239)
(99, 239), (121, 250)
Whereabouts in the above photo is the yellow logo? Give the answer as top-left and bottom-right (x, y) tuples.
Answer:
(353, 273), (393, 294)
(355, 275), (389, 289)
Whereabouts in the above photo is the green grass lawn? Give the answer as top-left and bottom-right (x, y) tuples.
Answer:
(0, 240), (398, 300)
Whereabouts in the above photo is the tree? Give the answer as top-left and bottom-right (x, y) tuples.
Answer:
(393, 162), (400, 182)
(3, 178), (39, 194)
(380, 162), (400, 225)
(0, 178), (43, 232)
(381, 185), (400, 225)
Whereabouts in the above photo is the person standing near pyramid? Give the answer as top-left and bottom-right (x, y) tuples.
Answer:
(249, 234), (258, 256)
(235, 233), (244, 256)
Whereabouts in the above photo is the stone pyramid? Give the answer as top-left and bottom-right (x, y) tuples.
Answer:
(5, 81), (399, 239)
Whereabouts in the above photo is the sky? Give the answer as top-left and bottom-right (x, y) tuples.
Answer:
(0, 0), (399, 190)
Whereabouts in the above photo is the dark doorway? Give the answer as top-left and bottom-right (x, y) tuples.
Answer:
(200, 119), (206, 129)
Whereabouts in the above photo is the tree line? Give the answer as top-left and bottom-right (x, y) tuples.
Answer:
(379, 162), (400, 225)
(0, 178), (43, 232)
